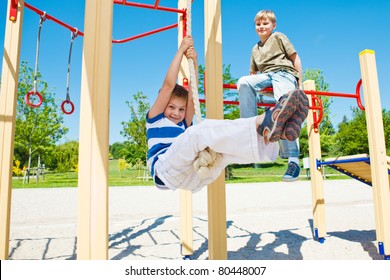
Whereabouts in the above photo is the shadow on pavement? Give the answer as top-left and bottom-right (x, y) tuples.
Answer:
(8, 215), (381, 260)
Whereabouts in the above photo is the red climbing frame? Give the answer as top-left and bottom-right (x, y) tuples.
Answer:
(304, 79), (365, 132)
(15, 0), (189, 112)
(204, 80), (365, 133)
(22, 1), (187, 43)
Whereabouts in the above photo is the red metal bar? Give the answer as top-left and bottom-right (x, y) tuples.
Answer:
(355, 79), (365, 110)
(223, 82), (363, 100)
(112, 23), (178, 43)
(223, 83), (237, 89)
(24, 2), (84, 36)
(304, 90), (358, 99)
(113, 0), (185, 14)
(305, 80), (365, 111)
(224, 82), (360, 99)
(153, 0), (161, 9)
(9, 0), (18, 22)
(182, 6), (187, 38)
(223, 83), (273, 94)
(24, 1), (184, 44)
(199, 99), (275, 108)
(222, 81), (365, 109)
(311, 96), (323, 133)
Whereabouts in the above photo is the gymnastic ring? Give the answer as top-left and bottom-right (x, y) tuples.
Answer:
(61, 100), (75, 115)
(25, 91), (43, 108)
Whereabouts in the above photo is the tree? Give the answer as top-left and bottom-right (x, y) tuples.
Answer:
(121, 91), (150, 165)
(299, 68), (335, 157)
(46, 140), (79, 172)
(333, 107), (368, 155)
(118, 158), (130, 177)
(303, 68), (335, 135)
(334, 108), (390, 156)
(109, 141), (130, 159)
(383, 109), (390, 154)
(198, 64), (240, 120)
(14, 61), (68, 176)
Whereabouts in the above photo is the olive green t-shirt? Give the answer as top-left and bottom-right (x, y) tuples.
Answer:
(250, 31), (298, 79)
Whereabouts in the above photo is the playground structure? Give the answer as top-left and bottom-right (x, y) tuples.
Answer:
(304, 74), (389, 258)
(0, 0), (389, 261)
(320, 154), (390, 187)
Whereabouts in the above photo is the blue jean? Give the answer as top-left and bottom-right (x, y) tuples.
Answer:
(237, 71), (299, 158)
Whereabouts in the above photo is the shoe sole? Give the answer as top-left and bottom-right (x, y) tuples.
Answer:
(282, 176), (300, 182)
(283, 90), (309, 141)
(267, 90), (299, 142)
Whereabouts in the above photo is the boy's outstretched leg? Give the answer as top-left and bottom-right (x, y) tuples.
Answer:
(281, 89), (310, 182)
(282, 89), (310, 141)
(257, 89), (299, 143)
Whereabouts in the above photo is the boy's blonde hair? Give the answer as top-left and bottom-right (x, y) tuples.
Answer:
(254, 10), (276, 24)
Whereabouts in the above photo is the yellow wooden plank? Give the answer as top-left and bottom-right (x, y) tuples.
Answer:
(0, 0), (24, 260)
(304, 80), (326, 239)
(332, 163), (372, 182)
(324, 155), (390, 184)
(177, 0), (194, 258)
(179, 190), (193, 256)
(204, 0), (227, 260)
(77, 0), (113, 260)
(359, 50), (390, 256)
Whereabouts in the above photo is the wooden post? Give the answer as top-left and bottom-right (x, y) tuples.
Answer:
(77, 0), (113, 260)
(178, 0), (193, 258)
(304, 80), (326, 242)
(204, 0), (227, 260)
(359, 50), (390, 257)
(0, 0), (24, 260)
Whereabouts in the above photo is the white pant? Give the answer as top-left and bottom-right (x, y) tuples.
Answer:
(154, 117), (279, 192)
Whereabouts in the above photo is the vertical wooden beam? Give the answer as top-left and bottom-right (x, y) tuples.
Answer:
(359, 50), (390, 257)
(0, 0), (24, 260)
(177, 0), (193, 258)
(304, 80), (326, 242)
(77, 0), (113, 260)
(204, 0), (227, 260)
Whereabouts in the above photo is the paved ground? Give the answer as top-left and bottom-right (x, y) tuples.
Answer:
(6, 179), (386, 260)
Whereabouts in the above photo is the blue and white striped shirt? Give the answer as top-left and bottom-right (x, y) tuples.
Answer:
(146, 112), (188, 178)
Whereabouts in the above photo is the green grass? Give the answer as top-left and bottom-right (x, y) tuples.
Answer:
(226, 160), (346, 183)
(12, 158), (348, 189)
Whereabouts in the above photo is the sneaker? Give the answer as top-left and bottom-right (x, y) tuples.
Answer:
(282, 89), (310, 141)
(257, 90), (299, 142)
(282, 161), (301, 182)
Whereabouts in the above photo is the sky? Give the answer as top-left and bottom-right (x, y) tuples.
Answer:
(1, 0), (389, 145)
